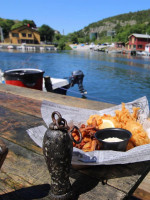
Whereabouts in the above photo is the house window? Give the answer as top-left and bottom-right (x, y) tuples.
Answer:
(12, 33), (19, 37)
(133, 45), (136, 48)
(28, 34), (32, 38)
(21, 40), (26, 43)
(22, 33), (26, 37)
(138, 45), (143, 49)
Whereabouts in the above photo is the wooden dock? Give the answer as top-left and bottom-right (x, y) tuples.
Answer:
(0, 43), (56, 51)
(0, 83), (150, 200)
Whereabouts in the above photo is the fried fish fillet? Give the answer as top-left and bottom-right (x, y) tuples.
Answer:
(87, 103), (150, 150)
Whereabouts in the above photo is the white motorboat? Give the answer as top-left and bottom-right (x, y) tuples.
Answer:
(0, 69), (87, 96)
(7, 45), (14, 49)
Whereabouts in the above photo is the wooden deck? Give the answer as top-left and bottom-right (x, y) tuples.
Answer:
(0, 84), (150, 200)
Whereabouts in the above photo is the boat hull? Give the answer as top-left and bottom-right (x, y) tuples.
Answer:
(4, 68), (44, 90)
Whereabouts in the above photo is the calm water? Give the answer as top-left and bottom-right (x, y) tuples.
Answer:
(1, 49), (150, 106)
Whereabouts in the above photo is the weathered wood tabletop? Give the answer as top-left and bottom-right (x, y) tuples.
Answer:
(0, 84), (150, 200)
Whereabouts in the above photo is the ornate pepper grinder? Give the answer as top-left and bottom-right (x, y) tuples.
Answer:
(43, 111), (82, 200)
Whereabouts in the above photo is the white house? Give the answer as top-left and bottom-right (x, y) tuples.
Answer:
(145, 43), (150, 53)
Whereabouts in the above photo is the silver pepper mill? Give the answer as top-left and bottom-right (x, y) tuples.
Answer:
(43, 111), (82, 200)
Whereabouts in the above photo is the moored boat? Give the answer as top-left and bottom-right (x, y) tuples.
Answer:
(7, 45), (14, 49)
(0, 68), (87, 96)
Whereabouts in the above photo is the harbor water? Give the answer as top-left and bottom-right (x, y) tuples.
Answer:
(0, 49), (150, 106)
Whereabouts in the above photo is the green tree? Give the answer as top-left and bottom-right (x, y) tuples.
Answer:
(146, 24), (150, 34)
(58, 38), (66, 50)
(69, 33), (78, 43)
(85, 36), (90, 43)
(38, 24), (54, 42)
(115, 23), (121, 32)
(5, 19), (15, 29)
(11, 22), (24, 30)
(53, 33), (61, 41)
(0, 18), (15, 37)
(0, 19), (7, 37)
(11, 20), (36, 30)
(78, 38), (84, 43)
(22, 19), (36, 28)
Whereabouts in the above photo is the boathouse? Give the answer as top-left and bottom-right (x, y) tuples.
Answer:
(127, 33), (150, 51)
(4, 25), (40, 44)
(115, 42), (125, 48)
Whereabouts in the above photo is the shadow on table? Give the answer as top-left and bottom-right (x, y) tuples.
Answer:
(70, 160), (150, 199)
(71, 170), (99, 199)
(0, 184), (50, 200)
(0, 180), (99, 200)
(72, 160), (150, 181)
(1, 161), (149, 200)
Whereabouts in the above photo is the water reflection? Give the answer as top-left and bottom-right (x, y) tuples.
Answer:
(0, 49), (150, 106)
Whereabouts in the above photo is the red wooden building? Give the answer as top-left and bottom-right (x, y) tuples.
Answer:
(127, 33), (150, 51)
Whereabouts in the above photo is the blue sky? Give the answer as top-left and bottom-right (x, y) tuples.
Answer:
(1, 0), (150, 35)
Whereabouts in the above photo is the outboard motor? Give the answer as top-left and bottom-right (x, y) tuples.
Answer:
(69, 70), (87, 95)
(44, 76), (53, 92)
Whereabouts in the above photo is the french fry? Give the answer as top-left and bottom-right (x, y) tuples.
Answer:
(72, 132), (77, 137)
(82, 141), (92, 152)
(83, 137), (92, 143)
(72, 124), (99, 152)
(74, 135), (80, 142)
(90, 140), (97, 151)
(72, 103), (150, 152)
(83, 141), (92, 149)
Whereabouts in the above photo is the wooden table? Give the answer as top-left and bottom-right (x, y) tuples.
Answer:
(0, 84), (150, 200)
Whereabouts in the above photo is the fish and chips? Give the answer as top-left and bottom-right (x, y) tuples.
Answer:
(71, 103), (150, 152)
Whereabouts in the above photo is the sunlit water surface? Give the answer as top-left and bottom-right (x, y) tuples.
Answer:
(0, 49), (150, 106)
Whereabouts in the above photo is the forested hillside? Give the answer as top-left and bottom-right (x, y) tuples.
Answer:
(74, 9), (150, 43)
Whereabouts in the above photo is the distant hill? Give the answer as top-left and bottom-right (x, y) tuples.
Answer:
(75, 9), (150, 43)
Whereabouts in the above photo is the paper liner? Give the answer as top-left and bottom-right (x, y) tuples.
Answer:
(27, 96), (150, 165)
